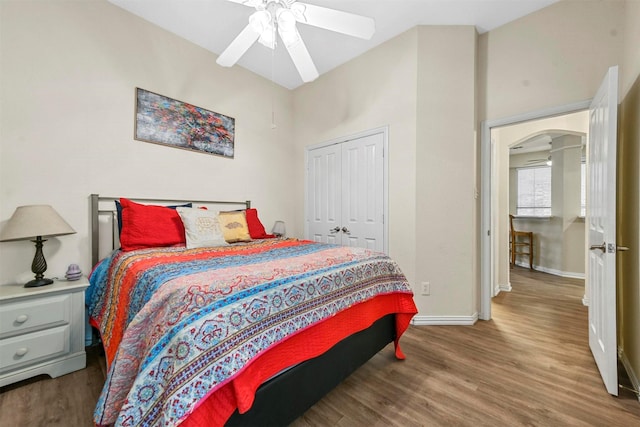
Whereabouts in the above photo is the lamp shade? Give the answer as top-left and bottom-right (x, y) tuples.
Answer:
(0, 205), (76, 242)
(271, 220), (286, 237)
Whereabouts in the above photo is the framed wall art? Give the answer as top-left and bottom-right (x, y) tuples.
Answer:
(135, 88), (235, 158)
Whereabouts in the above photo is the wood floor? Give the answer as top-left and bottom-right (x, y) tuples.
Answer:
(2, 267), (639, 426)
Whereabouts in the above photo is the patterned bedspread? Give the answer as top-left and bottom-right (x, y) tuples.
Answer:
(88, 239), (416, 427)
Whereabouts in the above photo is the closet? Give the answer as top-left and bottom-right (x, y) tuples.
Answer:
(306, 128), (386, 252)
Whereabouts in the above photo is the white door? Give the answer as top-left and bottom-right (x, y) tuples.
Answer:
(340, 134), (384, 250)
(587, 65), (618, 396)
(307, 143), (342, 244)
(307, 131), (385, 251)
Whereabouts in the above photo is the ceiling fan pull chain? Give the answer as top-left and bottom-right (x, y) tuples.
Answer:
(270, 26), (277, 130)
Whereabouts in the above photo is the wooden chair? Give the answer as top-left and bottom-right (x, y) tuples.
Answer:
(509, 214), (533, 269)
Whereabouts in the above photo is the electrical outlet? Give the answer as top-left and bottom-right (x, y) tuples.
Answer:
(421, 281), (430, 295)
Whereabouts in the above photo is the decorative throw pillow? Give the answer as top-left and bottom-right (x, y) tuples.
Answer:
(245, 208), (275, 239)
(119, 198), (186, 251)
(115, 200), (191, 236)
(176, 207), (229, 249)
(218, 210), (252, 243)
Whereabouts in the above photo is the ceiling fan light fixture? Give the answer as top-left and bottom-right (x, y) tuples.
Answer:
(219, 0), (375, 83)
(276, 8), (297, 31)
(258, 26), (276, 49)
(289, 2), (306, 20)
(249, 10), (271, 34)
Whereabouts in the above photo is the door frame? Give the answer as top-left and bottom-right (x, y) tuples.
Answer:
(304, 126), (390, 254)
(480, 101), (592, 320)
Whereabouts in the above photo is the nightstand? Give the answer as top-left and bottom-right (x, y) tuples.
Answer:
(0, 277), (89, 387)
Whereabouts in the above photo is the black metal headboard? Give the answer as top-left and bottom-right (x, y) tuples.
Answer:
(90, 194), (251, 266)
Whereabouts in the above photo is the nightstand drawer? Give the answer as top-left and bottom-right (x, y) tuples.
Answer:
(0, 325), (70, 373)
(0, 294), (70, 338)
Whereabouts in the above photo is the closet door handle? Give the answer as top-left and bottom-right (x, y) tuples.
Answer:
(589, 243), (606, 252)
(341, 227), (351, 235)
(330, 227), (340, 233)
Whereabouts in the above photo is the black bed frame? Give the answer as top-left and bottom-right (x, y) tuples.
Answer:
(89, 194), (396, 426)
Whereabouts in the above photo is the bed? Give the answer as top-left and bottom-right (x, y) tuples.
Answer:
(87, 194), (417, 427)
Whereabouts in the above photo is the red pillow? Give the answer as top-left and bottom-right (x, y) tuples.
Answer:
(119, 198), (186, 251)
(245, 208), (274, 239)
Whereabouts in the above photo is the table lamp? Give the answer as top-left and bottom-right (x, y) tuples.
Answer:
(0, 205), (76, 287)
(272, 220), (286, 238)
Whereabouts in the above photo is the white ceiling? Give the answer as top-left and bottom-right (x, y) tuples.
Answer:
(108, 0), (559, 90)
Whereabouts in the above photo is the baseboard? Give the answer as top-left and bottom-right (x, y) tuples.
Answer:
(411, 313), (478, 326)
(618, 346), (640, 402)
(498, 282), (512, 292)
(514, 261), (585, 279)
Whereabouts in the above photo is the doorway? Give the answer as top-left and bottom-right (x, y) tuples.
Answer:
(492, 111), (589, 296)
(480, 100), (592, 320)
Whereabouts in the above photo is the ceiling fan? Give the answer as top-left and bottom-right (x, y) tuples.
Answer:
(526, 155), (552, 166)
(216, 0), (375, 83)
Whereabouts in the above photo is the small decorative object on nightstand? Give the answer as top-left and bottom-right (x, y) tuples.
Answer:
(271, 220), (286, 238)
(0, 277), (89, 387)
(0, 205), (76, 287)
(65, 264), (82, 281)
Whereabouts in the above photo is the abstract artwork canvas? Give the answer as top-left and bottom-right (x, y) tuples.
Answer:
(135, 88), (235, 158)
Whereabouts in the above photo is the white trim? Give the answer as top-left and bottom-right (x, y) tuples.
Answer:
(304, 126), (389, 254)
(498, 282), (512, 293)
(513, 262), (585, 279)
(480, 100), (592, 320)
(619, 347), (640, 402)
(411, 313), (478, 326)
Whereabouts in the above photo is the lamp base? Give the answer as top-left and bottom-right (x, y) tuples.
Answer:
(24, 278), (54, 288)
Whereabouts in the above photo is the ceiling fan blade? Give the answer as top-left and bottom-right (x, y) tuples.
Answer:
(216, 24), (261, 67)
(281, 30), (319, 82)
(293, 2), (374, 40)
(223, 0), (260, 7)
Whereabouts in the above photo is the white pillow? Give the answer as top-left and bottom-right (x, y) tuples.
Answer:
(176, 207), (229, 249)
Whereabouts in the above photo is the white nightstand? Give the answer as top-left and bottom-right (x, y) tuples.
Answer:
(0, 277), (89, 387)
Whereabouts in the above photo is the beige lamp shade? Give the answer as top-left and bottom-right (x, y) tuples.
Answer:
(271, 220), (286, 237)
(0, 205), (76, 242)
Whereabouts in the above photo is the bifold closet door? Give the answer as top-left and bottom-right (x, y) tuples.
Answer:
(307, 143), (342, 245)
(307, 132), (384, 251)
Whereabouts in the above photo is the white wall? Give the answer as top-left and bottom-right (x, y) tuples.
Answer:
(0, 0), (636, 329)
(478, 0), (624, 121)
(292, 28), (419, 288)
(293, 26), (478, 320)
(415, 26), (478, 318)
(0, 0), (296, 285)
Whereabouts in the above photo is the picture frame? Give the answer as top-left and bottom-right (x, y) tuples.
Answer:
(134, 88), (235, 158)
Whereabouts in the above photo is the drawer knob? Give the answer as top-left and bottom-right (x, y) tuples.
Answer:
(15, 314), (29, 324)
(15, 347), (29, 357)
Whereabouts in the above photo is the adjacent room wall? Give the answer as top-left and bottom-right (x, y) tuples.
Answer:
(0, 0), (296, 284)
(619, 0), (640, 397)
(619, 71), (640, 400)
(508, 135), (585, 277)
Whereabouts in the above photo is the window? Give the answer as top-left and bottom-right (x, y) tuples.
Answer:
(580, 162), (586, 217)
(516, 166), (551, 216)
